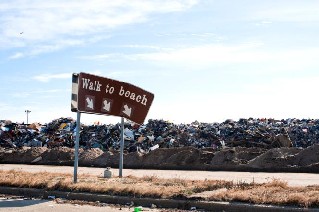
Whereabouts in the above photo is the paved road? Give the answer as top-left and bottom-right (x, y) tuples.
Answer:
(0, 164), (318, 186)
(0, 196), (164, 212)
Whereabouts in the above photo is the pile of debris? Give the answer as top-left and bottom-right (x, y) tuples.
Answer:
(0, 118), (75, 148)
(1, 118), (319, 151)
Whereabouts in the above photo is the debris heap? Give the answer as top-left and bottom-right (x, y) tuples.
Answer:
(1, 118), (319, 151)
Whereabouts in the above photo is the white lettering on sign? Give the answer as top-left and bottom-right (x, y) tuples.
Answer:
(119, 86), (147, 106)
(81, 76), (149, 107)
(82, 78), (102, 92)
(105, 84), (115, 94)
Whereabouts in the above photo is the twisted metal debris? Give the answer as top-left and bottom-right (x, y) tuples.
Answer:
(1, 118), (318, 152)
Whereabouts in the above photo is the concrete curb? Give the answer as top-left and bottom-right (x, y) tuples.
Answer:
(0, 186), (317, 211)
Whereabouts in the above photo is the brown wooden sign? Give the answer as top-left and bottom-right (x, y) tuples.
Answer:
(71, 72), (154, 124)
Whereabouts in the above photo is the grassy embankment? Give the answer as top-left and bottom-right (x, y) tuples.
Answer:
(0, 170), (318, 208)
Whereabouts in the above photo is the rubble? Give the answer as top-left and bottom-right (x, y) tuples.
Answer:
(0, 117), (319, 152)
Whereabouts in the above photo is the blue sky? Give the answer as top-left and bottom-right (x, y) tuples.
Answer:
(1, 0), (319, 125)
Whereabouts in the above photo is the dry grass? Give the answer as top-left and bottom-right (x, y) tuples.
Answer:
(0, 170), (318, 208)
(0, 170), (232, 199)
(209, 179), (319, 208)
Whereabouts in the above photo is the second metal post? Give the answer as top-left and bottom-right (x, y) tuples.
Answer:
(119, 117), (124, 177)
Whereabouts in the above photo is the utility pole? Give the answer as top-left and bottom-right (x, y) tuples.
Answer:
(25, 110), (31, 124)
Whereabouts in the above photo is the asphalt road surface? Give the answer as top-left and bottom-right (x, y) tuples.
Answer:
(0, 196), (165, 212)
(0, 164), (318, 186)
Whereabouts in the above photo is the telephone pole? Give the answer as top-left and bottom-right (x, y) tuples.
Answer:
(25, 110), (31, 124)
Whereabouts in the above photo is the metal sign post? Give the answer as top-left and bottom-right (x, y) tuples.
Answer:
(119, 117), (124, 178)
(25, 110), (31, 124)
(73, 111), (81, 183)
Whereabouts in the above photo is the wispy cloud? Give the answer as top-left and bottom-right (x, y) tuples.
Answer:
(82, 43), (266, 63)
(134, 44), (319, 70)
(32, 73), (71, 82)
(12, 89), (69, 98)
(81, 42), (319, 76)
(9, 52), (24, 59)
(254, 4), (319, 22)
(9, 36), (109, 59)
(79, 53), (124, 61)
(80, 70), (103, 76)
(132, 44), (268, 63)
(0, 0), (198, 57)
(119, 44), (174, 51)
(255, 20), (272, 27)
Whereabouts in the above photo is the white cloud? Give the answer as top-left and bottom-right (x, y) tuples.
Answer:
(8, 36), (109, 59)
(134, 44), (266, 63)
(148, 76), (319, 124)
(33, 73), (71, 82)
(79, 53), (124, 60)
(80, 70), (103, 76)
(133, 44), (319, 73)
(81, 43), (266, 62)
(9, 52), (24, 59)
(12, 89), (68, 98)
(120, 44), (173, 51)
(232, 77), (319, 119)
(79, 43), (319, 75)
(0, 0), (198, 55)
(247, 77), (319, 96)
(255, 5), (319, 22)
(255, 20), (272, 27)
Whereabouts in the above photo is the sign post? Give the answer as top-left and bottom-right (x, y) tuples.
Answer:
(73, 111), (81, 183)
(71, 72), (154, 182)
(119, 117), (124, 177)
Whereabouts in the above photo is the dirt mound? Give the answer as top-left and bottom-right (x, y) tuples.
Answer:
(1, 145), (319, 173)
(210, 147), (266, 166)
(39, 147), (75, 165)
(247, 147), (302, 169)
(79, 148), (104, 166)
(142, 147), (201, 168)
(0, 147), (46, 164)
(292, 145), (319, 166)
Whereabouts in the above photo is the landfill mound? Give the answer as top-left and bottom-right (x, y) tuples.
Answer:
(1, 117), (319, 172)
(1, 145), (319, 173)
(2, 117), (319, 152)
